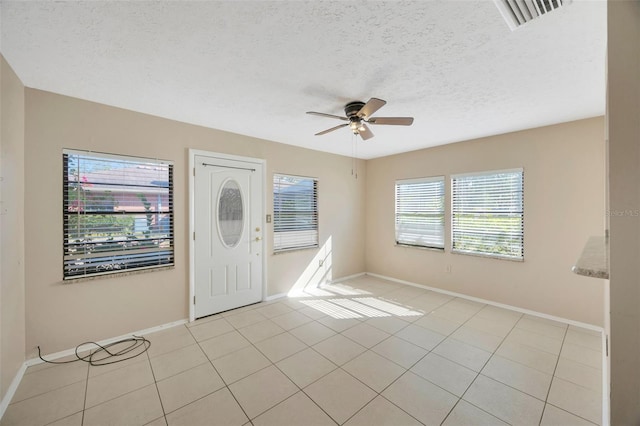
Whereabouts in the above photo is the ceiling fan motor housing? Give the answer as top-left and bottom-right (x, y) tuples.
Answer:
(344, 101), (365, 118)
(306, 97), (413, 140)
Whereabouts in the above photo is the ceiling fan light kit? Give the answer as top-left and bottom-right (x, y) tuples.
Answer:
(307, 97), (414, 141)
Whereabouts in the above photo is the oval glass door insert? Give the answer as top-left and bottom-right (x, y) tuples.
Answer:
(217, 179), (244, 248)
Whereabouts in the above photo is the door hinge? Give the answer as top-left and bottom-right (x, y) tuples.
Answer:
(193, 167), (196, 176)
(193, 231), (195, 240)
(193, 296), (196, 305)
(606, 335), (609, 356)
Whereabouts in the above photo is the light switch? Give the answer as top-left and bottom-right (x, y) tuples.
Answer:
(266, 214), (272, 223)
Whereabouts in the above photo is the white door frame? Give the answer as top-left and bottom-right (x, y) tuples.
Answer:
(189, 149), (267, 322)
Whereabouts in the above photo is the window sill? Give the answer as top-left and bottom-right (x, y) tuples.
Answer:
(273, 245), (319, 255)
(451, 250), (524, 262)
(395, 243), (445, 253)
(63, 265), (175, 283)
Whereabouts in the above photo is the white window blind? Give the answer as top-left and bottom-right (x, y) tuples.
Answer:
(395, 177), (445, 249)
(451, 169), (524, 260)
(273, 174), (318, 252)
(63, 150), (174, 279)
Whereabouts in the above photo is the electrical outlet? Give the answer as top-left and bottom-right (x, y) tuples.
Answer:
(446, 264), (452, 273)
(319, 259), (324, 267)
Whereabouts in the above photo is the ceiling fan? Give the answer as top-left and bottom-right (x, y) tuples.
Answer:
(306, 98), (414, 141)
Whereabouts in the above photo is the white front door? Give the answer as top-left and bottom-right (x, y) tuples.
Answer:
(194, 155), (264, 318)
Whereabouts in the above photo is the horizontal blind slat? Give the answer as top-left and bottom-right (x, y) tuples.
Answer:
(273, 174), (319, 252)
(452, 170), (523, 260)
(395, 177), (444, 249)
(63, 151), (174, 279)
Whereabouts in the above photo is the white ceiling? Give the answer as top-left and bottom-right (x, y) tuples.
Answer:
(0, 1), (606, 159)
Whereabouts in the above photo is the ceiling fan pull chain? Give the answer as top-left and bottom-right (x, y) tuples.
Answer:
(352, 132), (358, 179)
(351, 133), (356, 176)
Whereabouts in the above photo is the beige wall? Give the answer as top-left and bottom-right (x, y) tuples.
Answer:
(366, 117), (606, 326)
(0, 56), (26, 398)
(24, 89), (366, 354)
(607, 0), (640, 423)
(16, 67), (609, 362)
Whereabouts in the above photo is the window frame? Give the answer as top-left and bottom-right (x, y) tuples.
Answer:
(395, 176), (445, 250)
(62, 149), (174, 280)
(272, 173), (319, 253)
(451, 168), (524, 261)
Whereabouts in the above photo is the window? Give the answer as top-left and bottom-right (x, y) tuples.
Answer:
(273, 174), (318, 252)
(63, 150), (174, 279)
(395, 177), (445, 249)
(451, 168), (524, 260)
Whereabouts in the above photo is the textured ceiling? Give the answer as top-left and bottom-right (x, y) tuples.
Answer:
(0, 1), (606, 159)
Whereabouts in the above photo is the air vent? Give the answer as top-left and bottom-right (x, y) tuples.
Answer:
(494, 0), (571, 31)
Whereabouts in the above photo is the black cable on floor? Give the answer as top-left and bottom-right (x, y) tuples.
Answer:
(37, 335), (151, 366)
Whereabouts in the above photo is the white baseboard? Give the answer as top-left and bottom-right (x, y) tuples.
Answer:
(1, 319), (186, 421)
(1, 274), (606, 423)
(328, 272), (366, 284)
(366, 271), (607, 426)
(25, 319), (188, 367)
(265, 292), (287, 302)
(365, 272), (604, 333)
(0, 362), (27, 420)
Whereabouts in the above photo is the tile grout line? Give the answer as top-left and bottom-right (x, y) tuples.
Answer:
(82, 364), (161, 418)
(462, 313), (599, 424)
(7, 359), (92, 406)
(81, 361), (89, 426)
(538, 324), (569, 425)
(232, 308), (342, 422)
(475, 322), (566, 374)
(446, 399), (513, 426)
(219, 286), (596, 420)
(263, 386), (339, 426)
(188, 310), (329, 422)
(201, 296), (395, 423)
(543, 402), (601, 426)
(242, 322), (335, 422)
(396, 297), (489, 374)
(440, 303), (524, 425)
(23, 359), (91, 425)
(429, 305), (499, 425)
(18, 281), (598, 426)
(184, 322), (254, 424)
(336, 292), (508, 424)
(337, 368), (424, 426)
(145, 343), (169, 426)
(334, 295), (483, 425)
(269, 356), (339, 425)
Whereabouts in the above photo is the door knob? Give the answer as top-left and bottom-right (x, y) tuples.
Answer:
(255, 237), (262, 242)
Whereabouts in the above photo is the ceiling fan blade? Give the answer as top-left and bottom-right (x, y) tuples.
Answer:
(357, 98), (386, 119)
(315, 123), (349, 136)
(368, 117), (414, 126)
(306, 111), (348, 121)
(358, 123), (375, 140)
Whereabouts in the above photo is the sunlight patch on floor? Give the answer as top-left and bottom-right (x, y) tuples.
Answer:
(319, 283), (372, 296)
(299, 299), (362, 319)
(294, 291), (426, 320)
(354, 297), (423, 317)
(330, 298), (390, 318)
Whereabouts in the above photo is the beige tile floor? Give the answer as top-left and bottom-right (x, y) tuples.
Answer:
(1, 276), (604, 426)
